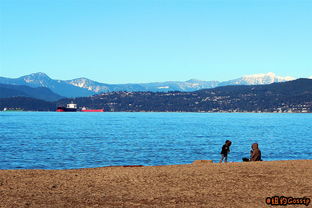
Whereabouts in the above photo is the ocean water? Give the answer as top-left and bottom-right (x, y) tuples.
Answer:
(0, 112), (311, 169)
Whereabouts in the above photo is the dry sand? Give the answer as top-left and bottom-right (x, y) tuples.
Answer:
(0, 160), (311, 208)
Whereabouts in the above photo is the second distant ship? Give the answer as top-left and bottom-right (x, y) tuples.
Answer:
(81, 107), (104, 112)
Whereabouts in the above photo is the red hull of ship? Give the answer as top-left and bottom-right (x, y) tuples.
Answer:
(81, 109), (104, 112)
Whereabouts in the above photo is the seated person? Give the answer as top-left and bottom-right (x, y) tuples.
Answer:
(242, 143), (262, 162)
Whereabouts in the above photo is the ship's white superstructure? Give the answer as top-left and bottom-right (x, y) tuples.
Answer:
(67, 103), (77, 109)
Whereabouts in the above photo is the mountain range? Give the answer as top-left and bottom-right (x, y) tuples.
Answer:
(0, 72), (307, 98)
(1, 78), (311, 112)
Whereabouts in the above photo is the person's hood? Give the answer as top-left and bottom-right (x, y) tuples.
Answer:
(252, 143), (259, 150)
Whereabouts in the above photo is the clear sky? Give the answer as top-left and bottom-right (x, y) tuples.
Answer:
(0, 0), (311, 83)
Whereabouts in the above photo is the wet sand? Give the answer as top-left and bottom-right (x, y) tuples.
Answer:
(0, 160), (311, 208)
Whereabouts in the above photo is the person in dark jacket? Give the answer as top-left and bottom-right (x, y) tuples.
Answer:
(219, 140), (232, 163)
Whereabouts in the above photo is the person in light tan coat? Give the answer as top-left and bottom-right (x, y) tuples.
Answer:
(250, 143), (262, 161)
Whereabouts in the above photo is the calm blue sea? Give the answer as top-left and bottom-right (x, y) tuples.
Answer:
(0, 112), (311, 169)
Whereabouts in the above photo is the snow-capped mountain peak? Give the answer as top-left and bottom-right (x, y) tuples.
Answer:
(67, 78), (109, 92)
(220, 72), (295, 86)
(19, 72), (52, 87)
(68, 78), (92, 88)
(22, 72), (50, 79)
(242, 72), (294, 83)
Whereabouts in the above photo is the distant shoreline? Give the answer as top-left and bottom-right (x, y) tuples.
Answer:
(1, 110), (311, 113)
(1, 79), (311, 113)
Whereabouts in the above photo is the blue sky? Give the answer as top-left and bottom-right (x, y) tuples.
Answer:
(0, 0), (311, 83)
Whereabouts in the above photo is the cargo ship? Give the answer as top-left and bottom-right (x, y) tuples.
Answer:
(56, 103), (104, 112)
(81, 107), (104, 112)
(56, 103), (77, 112)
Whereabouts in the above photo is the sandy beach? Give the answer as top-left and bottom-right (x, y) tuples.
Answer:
(0, 160), (311, 208)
